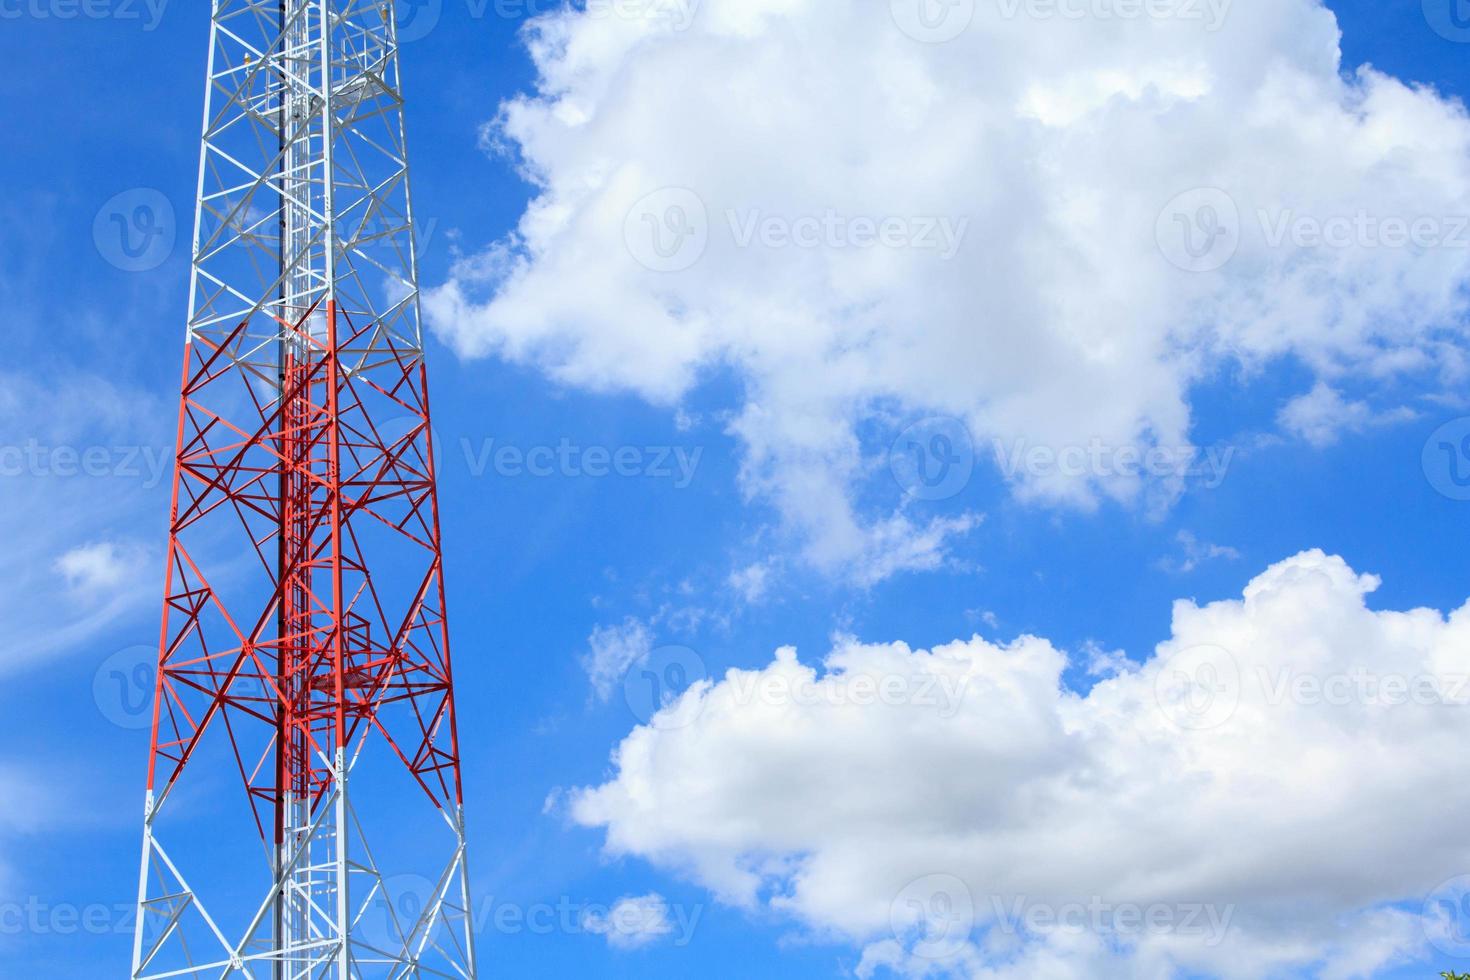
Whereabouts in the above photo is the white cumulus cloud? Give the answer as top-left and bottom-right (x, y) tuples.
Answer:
(427, 0), (1470, 583)
(569, 551), (1470, 977)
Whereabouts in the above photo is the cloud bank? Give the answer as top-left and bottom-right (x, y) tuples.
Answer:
(427, 0), (1470, 582)
(569, 551), (1470, 977)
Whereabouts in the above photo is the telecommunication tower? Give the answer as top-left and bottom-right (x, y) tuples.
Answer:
(131, 2), (476, 976)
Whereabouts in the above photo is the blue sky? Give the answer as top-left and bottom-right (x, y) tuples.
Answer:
(3, 0), (1470, 977)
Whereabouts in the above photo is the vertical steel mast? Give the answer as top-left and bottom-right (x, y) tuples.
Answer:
(132, 2), (476, 976)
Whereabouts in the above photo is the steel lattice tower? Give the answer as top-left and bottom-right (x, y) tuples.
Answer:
(131, 2), (476, 976)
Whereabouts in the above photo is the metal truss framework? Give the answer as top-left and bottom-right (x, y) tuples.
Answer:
(133, 2), (476, 977)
